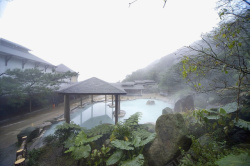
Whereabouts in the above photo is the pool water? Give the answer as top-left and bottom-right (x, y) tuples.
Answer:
(43, 99), (173, 136)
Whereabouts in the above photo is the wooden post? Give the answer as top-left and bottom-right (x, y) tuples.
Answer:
(80, 111), (82, 125)
(91, 95), (94, 103)
(80, 96), (83, 107)
(105, 95), (107, 102)
(91, 105), (93, 118)
(112, 95), (114, 105)
(64, 94), (70, 123)
(115, 94), (118, 124)
(14, 158), (25, 166)
(118, 95), (121, 114)
(105, 102), (107, 115)
(16, 149), (24, 160)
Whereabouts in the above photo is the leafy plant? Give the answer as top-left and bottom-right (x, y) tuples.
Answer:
(54, 122), (82, 145)
(106, 112), (156, 166)
(27, 148), (44, 166)
(179, 135), (226, 166)
(64, 130), (102, 164)
(234, 119), (250, 131)
(43, 134), (57, 145)
(87, 124), (114, 137)
(89, 145), (111, 166)
(215, 152), (250, 166)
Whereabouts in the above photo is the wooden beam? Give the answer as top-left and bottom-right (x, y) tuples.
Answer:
(115, 94), (118, 124)
(5, 55), (12, 66)
(22, 59), (28, 69)
(45, 65), (49, 72)
(34, 62), (40, 68)
(64, 94), (70, 123)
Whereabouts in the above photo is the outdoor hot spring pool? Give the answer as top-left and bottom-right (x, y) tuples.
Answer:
(43, 99), (173, 137)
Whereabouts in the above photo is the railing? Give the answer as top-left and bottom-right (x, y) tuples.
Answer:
(14, 136), (27, 166)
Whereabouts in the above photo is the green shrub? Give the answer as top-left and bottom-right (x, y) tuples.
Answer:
(27, 148), (44, 166)
(54, 122), (82, 145)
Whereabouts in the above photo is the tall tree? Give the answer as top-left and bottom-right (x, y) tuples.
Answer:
(181, 0), (250, 119)
(0, 68), (77, 112)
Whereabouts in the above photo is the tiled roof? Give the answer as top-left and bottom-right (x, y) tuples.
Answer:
(56, 64), (75, 73)
(58, 77), (127, 95)
(121, 82), (135, 86)
(0, 38), (54, 66)
(112, 83), (144, 90)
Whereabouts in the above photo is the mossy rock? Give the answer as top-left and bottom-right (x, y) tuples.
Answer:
(17, 127), (39, 144)
(146, 114), (192, 166)
(162, 107), (173, 115)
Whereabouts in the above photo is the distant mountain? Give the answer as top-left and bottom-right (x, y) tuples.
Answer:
(122, 44), (197, 83)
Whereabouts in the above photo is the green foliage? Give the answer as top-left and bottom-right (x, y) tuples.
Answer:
(106, 150), (124, 165)
(90, 145), (111, 166)
(124, 112), (142, 126)
(0, 68), (77, 111)
(234, 119), (250, 131)
(65, 144), (91, 160)
(107, 112), (156, 166)
(54, 122), (82, 145)
(64, 130), (103, 161)
(58, 113), (155, 166)
(111, 139), (134, 150)
(27, 148), (44, 166)
(215, 152), (250, 166)
(43, 134), (56, 145)
(120, 154), (144, 166)
(110, 112), (142, 141)
(87, 124), (114, 137)
(179, 135), (226, 166)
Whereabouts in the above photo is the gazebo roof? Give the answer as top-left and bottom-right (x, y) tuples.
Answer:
(58, 77), (127, 95)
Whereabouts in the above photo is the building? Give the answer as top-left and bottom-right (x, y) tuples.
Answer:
(55, 64), (79, 88)
(0, 38), (55, 74)
(112, 80), (157, 95)
(112, 82), (144, 96)
(0, 38), (78, 85)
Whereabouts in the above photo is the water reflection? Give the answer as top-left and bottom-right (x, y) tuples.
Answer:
(43, 99), (173, 136)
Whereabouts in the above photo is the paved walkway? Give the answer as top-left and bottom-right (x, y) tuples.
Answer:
(0, 96), (100, 149)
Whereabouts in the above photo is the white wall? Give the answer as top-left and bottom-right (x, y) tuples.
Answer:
(0, 55), (54, 74)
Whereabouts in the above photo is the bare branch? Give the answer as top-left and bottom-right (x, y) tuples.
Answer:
(129, 0), (139, 7)
(242, 0), (250, 5)
(163, 0), (167, 8)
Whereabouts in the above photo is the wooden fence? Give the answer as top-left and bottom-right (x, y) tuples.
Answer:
(14, 136), (27, 166)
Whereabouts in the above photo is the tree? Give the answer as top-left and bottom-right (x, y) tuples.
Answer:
(181, 0), (250, 119)
(0, 68), (77, 112)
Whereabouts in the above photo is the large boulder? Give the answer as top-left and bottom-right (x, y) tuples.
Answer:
(146, 100), (155, 105)
(162, 107), (173, 115)
(17, 127), (39, 144)
(145, 113), (192, 166)
(174, 95), (194, 112)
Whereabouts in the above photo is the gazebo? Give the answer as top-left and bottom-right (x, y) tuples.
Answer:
(57, 77), (127, 124)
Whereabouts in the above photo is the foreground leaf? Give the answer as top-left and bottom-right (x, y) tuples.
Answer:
(106, 150), (124, 165)
(215, 153), (250, 166)
(71, 144), (91, 160)
(111, 139), (134, 150)
(121, 154), (144, 166)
